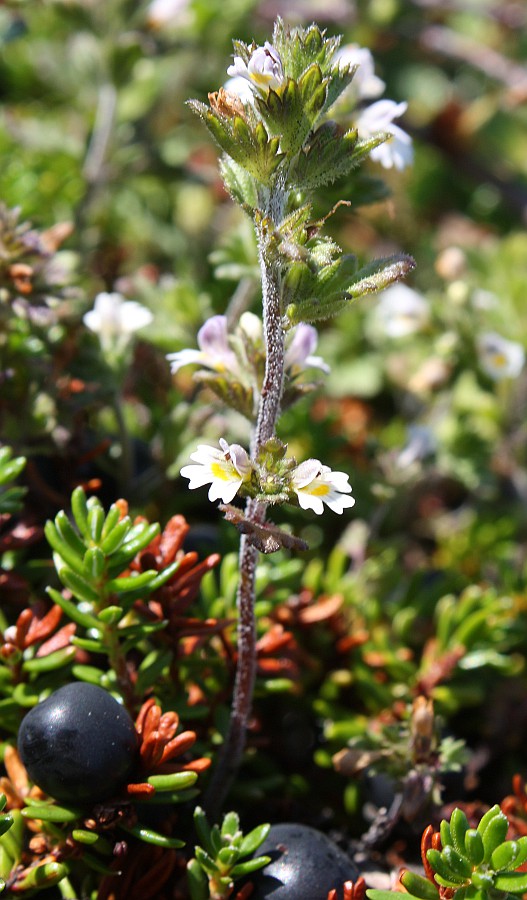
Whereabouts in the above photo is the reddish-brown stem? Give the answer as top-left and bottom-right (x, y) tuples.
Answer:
(204, 212), (285, 819)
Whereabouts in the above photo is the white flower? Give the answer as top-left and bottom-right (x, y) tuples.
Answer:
(356, 99), (413, 170)
(291, 459), (355, 515)
(373, 284), (429, 338)
(334, 44), (385, 100)
(83, 292), (153, 352)
(224, 75), (256, 106)
(227, 42), (285, 96)
(396, 425), (436, 469)
(166, 315), (239, 375)
(477, 332), (525, 381)
(180, 439), (253, 504)
(285, 324), (330, 375)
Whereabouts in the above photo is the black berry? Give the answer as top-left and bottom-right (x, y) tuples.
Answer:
(18, 683), (138, 804)
(251, 822), (359, 899)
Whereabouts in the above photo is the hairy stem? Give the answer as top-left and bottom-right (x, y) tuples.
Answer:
(204, 213), (285, 818)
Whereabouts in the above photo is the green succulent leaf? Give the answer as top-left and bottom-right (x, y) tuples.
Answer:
(187, 858), (209, 900)
(450, 808), (471, 855)
(238, 823), (271, 857)
(221, 810), (240, 839)
(367, 892), (423, 900)
(100, 502), (124, 541)
(399, 870), (439, 900)
(194, 845), (219, 876)
(97, 605), (124, 625)
(22, 645), (76, 673)
(217, 846), (239, 867)
(70, 486), (90, 538)
(480, 811), (509, 862)
(83, 546), (106, 580)
(476, 804), (502, 836)
(440, 819), (452, 849)
(0, 815), (13, 840)
(470, 871), (495, 892)
(105, 569), (158, 596)
(491, 837), (527, 872)
(88, 503), (105, 543)
(441, 846), (472, 880)
(193, 807), (215, 858)
(120, 824), (185, 849)
(464, 829), (485, 867)
(426, 849), (469, 887)
(22, 803), (82, 823)
(54, 510), (87, 558)
(58, 567), (100, 605)
(493, 871), (527, 894)
(106, 523), (160, 574)
(11, 861), (68, 891)
(146, 772), (198, 792)
(99, 516), (133, 555)
(231, 855), (272, 877)
(45, 521), (84, 574)
(46, 587), (101, 631)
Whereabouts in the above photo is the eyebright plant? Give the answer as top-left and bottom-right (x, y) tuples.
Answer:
(179, 18), (415, 813)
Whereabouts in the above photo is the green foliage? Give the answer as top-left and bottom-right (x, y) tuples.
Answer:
(188, 806), (270, 900)
(0, 447), (26, 515)
(368, 806), (527, 900)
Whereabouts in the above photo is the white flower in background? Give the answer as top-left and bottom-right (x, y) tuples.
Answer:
(356, 99), (413, 170)
(334, 44), (385, 100)
(146, 0), (191, 27)
(83, 292), (153, 353)
(227, 42), (285, 96)
(285, 324), (330, 375)
(166, 315), (239, 375)
(291, 459), (355, 515)
(396, 425), (437, 469)
(373, 284), (429, 338)
(180, 439), (253, 504)
(477, 332), (525, 381)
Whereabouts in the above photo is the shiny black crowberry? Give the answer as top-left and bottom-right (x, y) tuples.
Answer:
(251, 822), (359, 899)
(18, 683), (138, 804)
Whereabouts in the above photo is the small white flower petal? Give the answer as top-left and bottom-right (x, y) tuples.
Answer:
(227, 42), (284, 96)
(334, 44), (385, 100)
(239, 311), (263, 341)
(296, 491), (325, 515)
(166, 315), (238, 375)
(285, 325), (330, 374)
(357, 100), (413, 170)
(224, 75), (256, 105)
(166, 348), (206, 373)
(180, 440), (252, 505)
